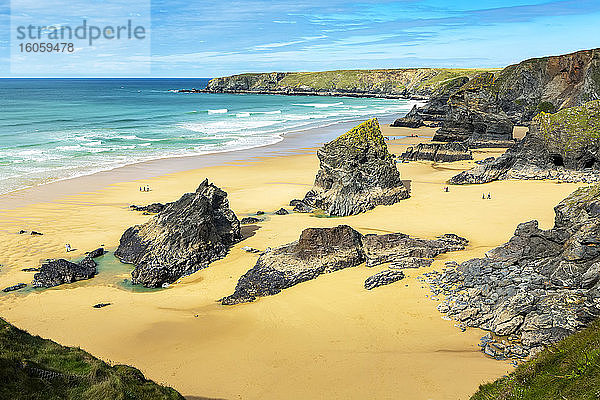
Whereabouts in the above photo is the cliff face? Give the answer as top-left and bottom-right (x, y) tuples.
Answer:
(204, 68), (496, 97)
(494, 48), (600, 123)
(449, 100), (600, 184)
(302, 118), (410, 216)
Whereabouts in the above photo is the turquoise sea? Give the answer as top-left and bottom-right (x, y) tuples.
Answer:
(0, 79), (417, 194)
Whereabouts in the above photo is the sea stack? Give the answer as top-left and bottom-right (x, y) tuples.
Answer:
(114, 179), (242, 287)
(450, 100), (600, 184)
(301, 118), (410, 216)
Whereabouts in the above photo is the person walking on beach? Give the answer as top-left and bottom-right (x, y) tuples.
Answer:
(482, 193), (486, 199)
(65, 243), (72, 252)
(487, 193), (491, 199)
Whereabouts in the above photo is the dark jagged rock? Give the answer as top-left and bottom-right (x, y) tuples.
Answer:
(21, 268), (39, 272)
(362, 233), (468, 267)
(302, 118), (410, 216)
(93, 303), (111, 308)
(115, 179), (242, 288)
(240, 217), (261, 224)
(391, 105), (425, 128)
(18, 230), (26, 234)
(129, 203), (167, 213)
(32, 258), (97, 288)
(290, 199), (314, 213)
(256, 211), (265, 215)
(87, 247), (105, 258)
(432, 73), (515, 144)
(222, 226), (467, 304)
(400, 142), (472, 163)
(221, 225), (365, 305)
(3, 283), (27, 293)
(30, 231), (43, 236)
(364, 270), (405, 290)
(450, 101), (600, 185)
(274, 208), (289, 215)
(427, 184), (600, 358)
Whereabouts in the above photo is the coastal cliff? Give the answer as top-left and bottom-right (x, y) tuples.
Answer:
(202, 68), (497, 98)
(450, 100), (600, 184)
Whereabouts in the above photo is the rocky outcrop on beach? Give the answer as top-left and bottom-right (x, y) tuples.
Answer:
(114, 179), (242, 287)
(202, 69), (492, 98)
(426, 184), (600, 358)
(302, 118), (410, 216)
(450, 100), (600, 185)
(432, 73), (515, 144)
(390, 105), (425, 128)
(2, 283), (27, 293)
(221, 225), (365, 304)
(363, 233), (469, 268)
(400, 142), (472, 163)
(364, 270), (405, 290)
(221, 225), (468, 304)
(32, 258), (97, 288)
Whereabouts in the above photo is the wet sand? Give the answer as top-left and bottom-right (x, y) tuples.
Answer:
(0, 124), (584, 399)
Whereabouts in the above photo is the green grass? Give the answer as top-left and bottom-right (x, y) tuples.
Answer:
(209, 68), (499, 94)
(535, 100), (600, 154)
(0, 318), (184, 400)
(471, 319), (600, 400)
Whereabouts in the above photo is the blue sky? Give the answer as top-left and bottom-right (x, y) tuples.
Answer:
(1, 0), (600, 77)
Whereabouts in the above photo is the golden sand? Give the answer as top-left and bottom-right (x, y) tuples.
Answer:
(0, 124), (584, 399)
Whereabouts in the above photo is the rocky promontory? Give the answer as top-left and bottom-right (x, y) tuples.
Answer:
(426, 184), (600, 358)
(114, 179), (242, 287)
(301, 118), (410, 216)
(201, 68), (494, 98)
(222, 225), (468, 304)
(400, 142), (472, 163)
(450, 100), (600, 184)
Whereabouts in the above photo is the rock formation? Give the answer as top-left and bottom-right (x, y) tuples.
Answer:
(114, 179), (242, 287)
(450, 100), (600, 184)
(32, 258), (97, 288)
(400, 142), (472, 163)
(426, 184), (600, 358)
(222, 225), (468, 304)
(364, 270), (405, 290)
(390, 105), (425, 128)
(432, 73), (515, 144)
(302, 118), (410, 216)
(221, 225), (365, 304)
(363, 233), (468, 268)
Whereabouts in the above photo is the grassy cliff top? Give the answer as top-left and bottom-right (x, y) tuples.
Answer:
(471, 318), (600, 399)
(0, 318), (184, 400)
(534, 100), (600, 153)
(207, 68), (500, 94)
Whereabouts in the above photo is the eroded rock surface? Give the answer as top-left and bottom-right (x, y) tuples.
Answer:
(115, 179), (241, 287)
(32, 258), (97, 288)
(400, 142), (472, 163)
(222, 226), (467, 304)
(302, 118), (410, 216)
(426, 184), (600, 358)
(450, 100), (600, 184)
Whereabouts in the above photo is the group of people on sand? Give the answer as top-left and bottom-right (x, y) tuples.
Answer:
(482, 193), (492, 199)
(139, 185), (151, 192)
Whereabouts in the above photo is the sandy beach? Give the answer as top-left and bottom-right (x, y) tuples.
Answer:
(0, 123), (583, 399)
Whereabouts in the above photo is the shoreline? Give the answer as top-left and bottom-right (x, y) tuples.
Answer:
(0, 115), (405, 210)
